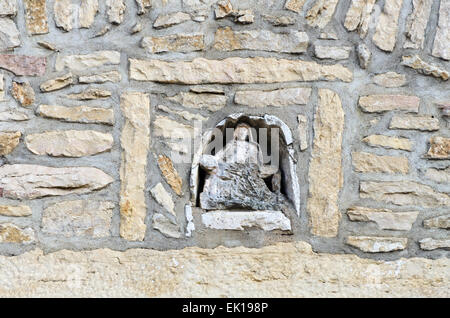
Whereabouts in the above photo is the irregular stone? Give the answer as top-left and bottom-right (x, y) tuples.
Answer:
(78, 71), (121, 84)
(38, 105), (113, 125)
(401, 55), (449, 81)
(119, 93), (150, 241)
(40, 73), (73, 92)
(0, 205), (32, 217)
(234, 10), (254, 24)
(202, 211), (291, 231)
(426, 136), (450, 159)
(129, 57), (353, 84)
(0, 110), (29, 121)
(419, 238), (450, 251)
(0, 164), (113, 200)
(79, 0), (99, 28)
(346, 236), (407, 253)
(0, 0), (17, 16)
(372, 0), (404, 52)
(347, 207), (418, 231)
(389, 115), (440, 131)
(25, 130), (113, 157)
(153, 116), (194, 139)
(424, 215), (450, 229)
(404, 0), (433, 49)
(307, 89), (344, 237)
(357, 43), (371, 69)
(0, 54), (46, 76)
(314, 45), (351, 60)
(262, 14), (295, 26)
(136, 0), (152, 14)
(24, 0), (49, 35)
(284, 0), (306, 13)
(131, 22), (143, 34)
(344, 0), (377, 38)
(360, 181), (450, 207)
(142, 34), (205, 53)
(12, 81), (35, 107)
(151, 183), (176, 216)
(106, 0), (125, 24)
(157, 105), (208, 122)
(168, 92), (226, 111)
(363, 135), (412, 151)
(54, 0), (73, 32)
(215, 0), (233, 18)
(55, 51), (121, 72)
(185, 205), (195, 237)
(154, 12), (191, 29)
(37, 41), (58, 51)
(152, 213), (181, 239)
(214, 27), (309, 53)
(235, 87), (311, 107)
(373, 72), (406, 88)
(94, 25), (110, 37)
(305, 0), (339, 29)
(67, 88), (111, 100)
(0, 18), (20, 51)
(190, 85), (224, 94)
(359, 95), (420, 113)
(319, 29), (338, 40)
(425, 167), (450, 184)
(0, 223), (34, 244)
(157, 155), (183, 196)
(42, 200), (114, 238)
(0, 131), (20, 155)
(352, 152), (409, 174)
(432, 0), (450, 60)
(297, 115), (308, 151)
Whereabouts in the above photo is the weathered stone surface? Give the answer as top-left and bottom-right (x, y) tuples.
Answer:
(285, 0), (306, 13)
(55, 51), (120, 72)
(262, 14), (295, 26)
(42, 200), (113, 238)
(106, 0), (125, 24)
(40, 73), (73, 92)
(424, 215), (450, 229)
(307, 89), (344, 237)
(157, 155), (183, 196)
(0, 164), (113, 200)
(154, 12), (191, 29)
(119, 93), (150, 241)
(363, 135), (412, 151)
(0, 223), (34, 244)
(215, 0), (232, 18)
(0, 54), (46, 76)
(314, 45), (351, 60)
(152, 213), (181, 239)
(37, 40), (58, 51)
(346, 236), (408, 253)
(24, 0), (49, 35)
(168, 92), (226, 111)
(0, 131), (20, 155)
(54, 0), (73, 32)
(151, 183), (175, 216)
(233, 9), (254, 24)
(0, 18), (20, 51)
(157, 105), (207, 122)
(419, 238), (450, 251)
(372, 0), (404, 52)
(0, 205), (32, 217)
(78, 71), (121, 84)
(306, 0), (339, 28)
(401, 55), (449, 81)
(153, 116), (193, 139)
(79, 0), (98, 28)
(235, 87), (311, 107)
(347, 207), (418, 231)
(38, 105), (114, 125)
(202, 211), (291, 231)
(404, 0), (433, 49)
(426, 136), (450, 159)
(319, 28), (338, 40)
(425, 167), (450, 184)
(130, 57), (353, 84)
(0, 110), (29, 121)
(359, 95), (419, 113)
(0, 0), (17, 16)
(373, 72), (407, 88)
(344, 0), (376, 38)
(357, 43), (371, 69)
(297, 115), (308, 151)
(432, 0), (450, 60)
(352, 152), (409, 174)
(67, 88), (111, 100)
(360, 181), (450, 207)
(136, 0), (152, 14)
(142, 34), (204, 53)
(214, 27), (309, 53)
(12, 81), (35, 107)
(389, 115), (440, 131)
(25, 130), (113, 157)
(0, 73), (3, 100)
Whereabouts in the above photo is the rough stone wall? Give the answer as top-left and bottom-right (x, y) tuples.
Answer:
(0, 0), (449, 296)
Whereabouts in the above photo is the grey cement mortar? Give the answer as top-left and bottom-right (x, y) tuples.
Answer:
(0, 0), (448, 260)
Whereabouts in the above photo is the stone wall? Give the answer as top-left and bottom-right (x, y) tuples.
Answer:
(0, 0), (448, 297)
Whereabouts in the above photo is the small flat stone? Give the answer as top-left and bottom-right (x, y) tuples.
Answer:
(262, 14), (295, 26)
(404, 0), (433, 49)
(0, 131), (21, 155)
(167, 92), (227, 111)
(136, 0), (152, 14)
(401, 55), (449, 81)
(235, 87), (311, 107)
(284, 0), (306, 13)
(357, 43), (371, 69)
(12, 81), (35, 107)
(344, 0), (377, 38)
(55, 51), (121, 72)
(424, 167), (450, 184)
(0, 223), (34, 244)
(54, 0), (73, 32)
(157, 105), (208, 122)
(106, 0), (125, 24)
(389, 115), (440, 131)
(346, 236), (407, 253)
(153, 116), (194, 139)
(306, 0), (339, 28)
(359, 95), (419, 113)
(372, 0), (404, 52)
(151, 183), (176, 216)
(0, 0), (17, 16)
(157, 155), (183, 196)
(373, 72), (406, 88)
(297, 115), (308, 151)
(419, 238), (450, 251)
(67, 88), (111, 100)
(154, 12), (191, 29)
(152, 213), (181, 239)
(215, 0), (233, 18)
(79, 0), (98, 28)
(352, 152), (409, 174)
(432, 0), (450, 60)
(426, 136), (450, 159)
(142, 34), (205, 53)
(40, 73), (73, 92)
(0, 18), (21, 51)
(314, 45), (351, 60)
(202, 211), (292, 231)
(24, 0), (49, 35)
(363, 135), (412, 151)
(38, 105), (114, 125)
(424, 214), (450, 229)
(0, 205), (32, 217)
(347, 206), (418, 231)
(0, 110), (29, 121)
(78, 71), (121, 84)
(0, 54), (46, 76)
(37, 41), (58, 51)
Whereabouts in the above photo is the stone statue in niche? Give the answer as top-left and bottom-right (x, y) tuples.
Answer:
(199, 123), (283, 211)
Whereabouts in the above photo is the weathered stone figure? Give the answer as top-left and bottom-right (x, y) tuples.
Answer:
(199, 123), (282, 211)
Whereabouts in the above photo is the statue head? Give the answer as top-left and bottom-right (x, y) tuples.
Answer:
(233, 123), (253, 142)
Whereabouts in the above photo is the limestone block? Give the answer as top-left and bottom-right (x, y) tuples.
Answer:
(347, 236), (408, 253)
(419, 238), (450, 251)
(284, 0), (306, 13)
(38, 105), (114, 125)
(0, 205), (32, 217)
(167, 92), (226, 111)
(157, 155), (183, 196)
(425, 167), (450, 184)
(0, 223), (34, 244)
(154, 12), (191, 29)
(54, 0), (73, 32)
(401, 55), (449, 81)
(142, 34), (205, 53)
(404, 0), (433, 49)
(389, 115), (440, 131)
(106, 0), (125, 24)
(373, 72), (406, 88)
(153, 213), (181, 238)
(24, 0), (49, 35)
(55, 51), (120, 72)
(432, 0), (450, 60)
(0, 54), (46, 76)
(347, 207), (418, 231)
(0, 0), (17, 16)
(424, 215), (450, 229)
(78, 71), (121, 84)
(12, 81), (35, 107)
(0, 18), (21, 51)
(235, 87), (311, 107)
(151, 183), (176, 216)
(202, 211), (292, 231)
(359, 95), (419, 113)
(40, 73), (73, 92)
(352, 152), (409, 174)
(306, 0), (339, 28)
(314, 46), (352, 60)
(0, 131), (21, 155)
(153, 116), (194, 139)
(372, 0), (404, 52)
(344, 0), (377, 38)
(79, 0), (98, 28)
(67, 88), (111, 100)
(362, 135), (412, 151)
(426, 136), (450, 159)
